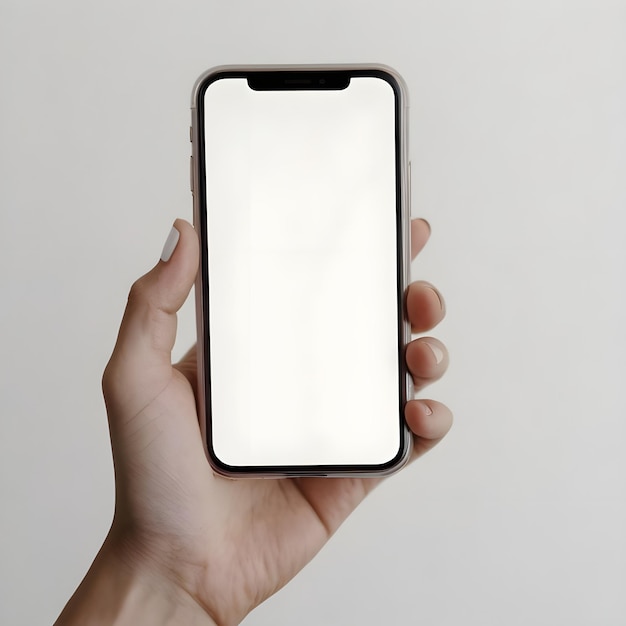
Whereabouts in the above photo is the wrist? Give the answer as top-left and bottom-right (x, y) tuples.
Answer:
(55, 533), (218, 626)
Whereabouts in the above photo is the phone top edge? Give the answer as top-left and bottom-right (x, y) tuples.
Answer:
(191, 63), (409, 108)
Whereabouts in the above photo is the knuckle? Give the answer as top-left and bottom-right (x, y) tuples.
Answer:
(127, 275), (150, 306)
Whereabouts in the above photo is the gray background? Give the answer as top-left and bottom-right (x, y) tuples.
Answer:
(1, 1), (625, 624)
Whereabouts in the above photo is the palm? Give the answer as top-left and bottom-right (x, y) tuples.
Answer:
(121, 349), (378, 623)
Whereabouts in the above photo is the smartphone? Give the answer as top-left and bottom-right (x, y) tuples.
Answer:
(190, 65), (412, 477)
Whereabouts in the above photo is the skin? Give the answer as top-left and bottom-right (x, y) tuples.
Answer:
(55, 217), (451, 626)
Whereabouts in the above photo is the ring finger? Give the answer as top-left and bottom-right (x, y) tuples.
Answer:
(406, 335), (449, 394)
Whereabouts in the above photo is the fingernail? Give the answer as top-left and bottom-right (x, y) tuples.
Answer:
(160, 225), (180, 262)
(422, 402), (433, 416)
(426, 286), (445, 312)
(423, 340), (444, 365)
(421, 218), (431, 234)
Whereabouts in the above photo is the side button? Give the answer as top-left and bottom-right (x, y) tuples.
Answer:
(190, 156), (194, 193)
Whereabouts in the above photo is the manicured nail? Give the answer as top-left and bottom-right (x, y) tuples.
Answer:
(423, 340), (444, 365)
(160, 225), (180, 262)
(426, 286), (445, 312)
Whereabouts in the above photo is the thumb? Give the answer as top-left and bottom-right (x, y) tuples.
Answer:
(102, 219), (199, 418)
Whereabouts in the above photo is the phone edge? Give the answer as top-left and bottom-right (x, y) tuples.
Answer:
(191, 64), (412, 478)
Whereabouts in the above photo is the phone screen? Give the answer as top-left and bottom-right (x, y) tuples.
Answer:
(198, 70), (407, 471)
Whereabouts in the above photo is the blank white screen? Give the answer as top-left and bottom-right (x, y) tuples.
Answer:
(203, 76), (400, 467)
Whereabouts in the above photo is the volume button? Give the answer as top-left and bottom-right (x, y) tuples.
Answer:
(190, 156), (194, 193)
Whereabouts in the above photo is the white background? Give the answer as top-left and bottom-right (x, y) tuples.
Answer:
(1, 1), (624, 624)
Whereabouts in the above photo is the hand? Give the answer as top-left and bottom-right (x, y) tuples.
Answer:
(56, 218), (451, 626)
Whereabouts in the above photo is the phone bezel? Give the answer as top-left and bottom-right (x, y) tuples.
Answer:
(191, 65), (412, 478)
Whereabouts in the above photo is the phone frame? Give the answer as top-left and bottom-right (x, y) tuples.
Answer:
(191, 64), (413, 478)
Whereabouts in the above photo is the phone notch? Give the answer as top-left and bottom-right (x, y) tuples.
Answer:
(247, 71), (350, 91)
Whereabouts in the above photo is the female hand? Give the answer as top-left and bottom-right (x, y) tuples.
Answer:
(56, 217), (451, 626)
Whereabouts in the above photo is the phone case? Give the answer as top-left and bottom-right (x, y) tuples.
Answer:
(191, 64), (412, 478)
